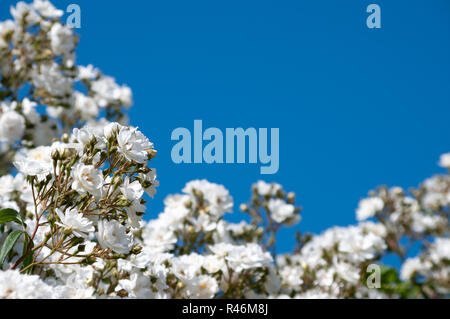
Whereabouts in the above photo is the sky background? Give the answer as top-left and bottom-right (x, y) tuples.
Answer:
(1, 0), (449, 253)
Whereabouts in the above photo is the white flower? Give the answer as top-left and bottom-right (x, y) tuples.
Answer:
(127, 201), (146, 229)
(74, 92), (99, 119)
(338, 229), (386, 262)
(360, 221), (387, 238)
(0, 175), (15, 199)
(139, 169), (159, 198)
(77, 64), (99, 81)
(32, 62), (72, 97)
(71, 163), (104, 197)
(280, 265), (304, 287)
(254, 180), (281, 196)
(400, 257), (430, 280)
(10, 2), (41, 25)
(183, 180), (233, 217)
(119, 177), (146, 228)
(116, 271), (151, 298)
(210, 243), (272, 273)
(32, 0), (63, 18)
(171, 253), (204, 280)
(14, 146), (53, 179)
(356, 197), (384, 221)
(143, 219), (177, 253)
(411, 211), (446, 233)
(0, 20), (16, 39)
(332, 257), (360, 284)
(119, 85), (133, 108)
(202, 255), (225, 274)
(227, 243), (272, 272)
(22, 98), (40, 124)
(96, 219), (131, 254)
(117, 126), (153, 163)
(0, 110), (25, 143)
(0, 270), (59, 299)
(71, 126), (105, 150)
(32, 119), (60, 146)
(91, 76), (122, 107)
(103, 122), (123, 139)
(429, 238), (450, 263)
(267, 198), (296, 224)
(49, 23), (74, 55)
(438, 153), (450, 169)
(55, 208), (94, 238)
(183, 275), (218, 299)
(254, 180), (272, 195)
(120, 177), (144, 202)
(208, 242), (236, 258)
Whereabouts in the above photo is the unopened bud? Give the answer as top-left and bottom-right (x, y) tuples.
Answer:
(112, 175), (123, 187)
(63, 227), (73, 236)
(147, 149), (157, 159)
(116, 195), (131, 207)
(83, 255), (96, 265)
(184, 200), (193, 209)
(187, 225), (195, 233)
(61, 133), (69, 143)
(131, 245), (142, 255)
(287, 192), (295, 204)
(117, 289), (128, 298)
(44, 231), (52, 241)
(51, 149), (60, 161)
(37, 48), (53, 60)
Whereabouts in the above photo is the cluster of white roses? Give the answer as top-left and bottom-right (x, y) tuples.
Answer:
(0, 120), (158, 297)
(0, 0), (132, 175)
(0, 1), (448, 299)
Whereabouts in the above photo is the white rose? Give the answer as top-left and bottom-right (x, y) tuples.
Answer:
(13, 146), (53, 180)
(356, 197), (384, 221)
(267, 198), (296, 223)
(0, 110), (25, 143)
(103, 122), (123, 139)
(119, 85), (133, 108)
(117, 127), (153, 163)
(77, 64), (99, 81)
(22, 98), (40, 124)
(74, 92), (99, 119)
(49, 23), (75, 55)
(96, 219), (131, 254)
(183, 275), (218, 299)
(32, 0), (64, 18)
(438, 153), (450, 169)
(71, 163), (104, 197)
(55, 208), (94, 238)
(218, 243), (272, 273)
(120, 177), (144, 202)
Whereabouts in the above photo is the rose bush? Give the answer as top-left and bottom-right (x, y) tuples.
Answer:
(0, 0), (448, 299)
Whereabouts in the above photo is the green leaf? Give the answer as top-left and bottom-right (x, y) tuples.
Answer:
(380, 266), (400, 284)
(21, 233), (34, 274)
(0, 208), (25, 227)
(0, 230), (24, 268)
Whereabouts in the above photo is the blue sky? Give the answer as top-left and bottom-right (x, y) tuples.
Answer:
(1, 0), (449, 252)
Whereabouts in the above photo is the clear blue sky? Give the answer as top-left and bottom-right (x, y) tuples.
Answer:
(2, 0), (449, 252)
